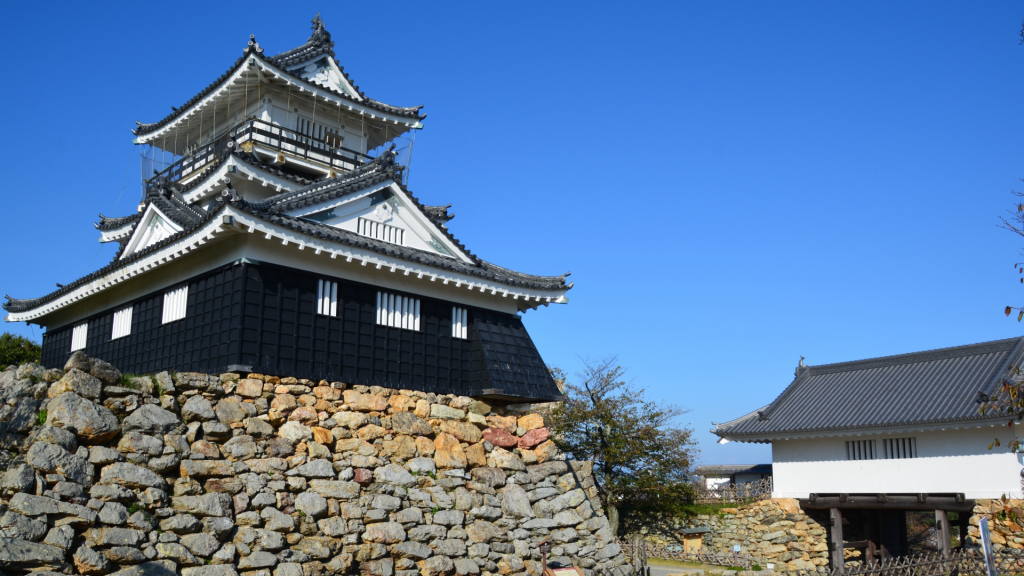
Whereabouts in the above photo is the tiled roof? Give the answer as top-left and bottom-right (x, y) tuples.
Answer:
(4, 187), (570, 315)
(95, 213), (141, 231)
(133, 19), (423, 138)
(713, 337), (1024, 441)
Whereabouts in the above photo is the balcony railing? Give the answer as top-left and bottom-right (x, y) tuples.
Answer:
(145, 118), (374, 189)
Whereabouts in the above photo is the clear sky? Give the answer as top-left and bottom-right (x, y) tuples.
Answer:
(1, 2), (1023, 467)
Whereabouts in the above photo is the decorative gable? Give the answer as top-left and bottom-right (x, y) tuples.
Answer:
(291, 182), (475, 263)
(119, 205), (184, 260)
(291, 56), (362, 101)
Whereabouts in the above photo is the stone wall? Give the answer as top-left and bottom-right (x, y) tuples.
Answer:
(646, 499), (829, 570)
(968, 499), (1024, 551)
(0, 353), (628, 576)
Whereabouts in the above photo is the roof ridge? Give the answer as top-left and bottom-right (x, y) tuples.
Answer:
(805, 337), (1024, 376)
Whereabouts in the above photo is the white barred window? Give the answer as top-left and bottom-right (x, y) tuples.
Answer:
(358, 217), (405, 245)
(376, 291), (420, 331)
(70, 323), (88, 352)
(845, 439), (877, 461)
(111, 306), (133, 340)
(317, 279), (338, 317)
(162, 285), (189, 324)
(883, 437), (917, 459)
(451, 306), (468, 339)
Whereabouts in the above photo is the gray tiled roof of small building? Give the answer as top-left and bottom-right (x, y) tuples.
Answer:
(713, 337), (1024, 440)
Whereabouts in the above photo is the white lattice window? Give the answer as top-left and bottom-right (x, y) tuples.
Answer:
(358, 217), (404, 245)
(111, 306), (133, 340)
(162, 285), (189, 324)
(845, 439), (877, 461)
(882, 437), (917, 459)
(376, 291), (420, 331)
(451, 306), (468, 339)
(317, 279), (338, 317)
(70, 323), (88, 352)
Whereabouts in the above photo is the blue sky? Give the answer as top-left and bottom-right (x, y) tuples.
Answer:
(2, 2), (1023, 466)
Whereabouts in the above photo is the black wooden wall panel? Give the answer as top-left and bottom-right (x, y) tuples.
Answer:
(39, 260), (559, 400)
(40, 263), (245, 375)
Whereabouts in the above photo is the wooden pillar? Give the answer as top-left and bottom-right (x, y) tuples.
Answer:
(957, 513), (969, 549)
(830, 508), (845, 574)
(935, 510), (951, 557)
(865, 513), (878, 565)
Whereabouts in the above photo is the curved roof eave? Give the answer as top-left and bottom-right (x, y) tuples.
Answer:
(133, 48), (424, 144)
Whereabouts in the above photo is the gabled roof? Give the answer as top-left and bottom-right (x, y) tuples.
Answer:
(133, 18), (424, 140)
(713, 337), (1024, 442)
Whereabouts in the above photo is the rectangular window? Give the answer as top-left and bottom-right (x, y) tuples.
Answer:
(70, 323), (88, 352)
(162, 285), (189, 324)
(376, 291), (420, 331)
(111, 306), (133, 340)
(451, 306), (468, 339)
(358, 217), (404, 246)
(317, 279), (338, 317)
(845, 439), (877, 461)
(883, 437), (917, 459)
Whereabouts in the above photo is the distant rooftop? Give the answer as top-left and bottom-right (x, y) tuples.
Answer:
(713, 337), (1024, 442)
(694, 464), (772, 477)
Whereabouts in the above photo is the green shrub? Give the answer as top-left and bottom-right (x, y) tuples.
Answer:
(36, 409), (47, 426)
(0, 333), (41, 366)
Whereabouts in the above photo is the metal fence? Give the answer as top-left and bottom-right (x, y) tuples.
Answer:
(691, 478), (774, 504)
(624, 536), (1024, 576)
(781, 549), (1024, 576)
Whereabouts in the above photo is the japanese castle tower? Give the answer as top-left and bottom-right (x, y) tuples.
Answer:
(4, 18), (571, 402)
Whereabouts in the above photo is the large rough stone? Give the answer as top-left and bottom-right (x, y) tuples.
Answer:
(481, 427), (517, 448)
(309, 480), (360, 499)
(48, 369), (101, 399)
(0, 464), (35, 493)
(363, 521), (406, 543)
(100, 462), (165, 488)
(171, 494), (233, 517)
(89, 358), (122, 385)
(487, 447), (525, 471)
(288, 458), (334, 478)
(74, 544), (111, 574)
(374, 463), (415, 486)
(390, 412), (433, 436)
(294, 492), (327, 518)
(501, 484), (534, 518)
(277, 421), (311, 443)
(433, 433), (467, 468)
(215, 398), (248, 425)
(0, 511), (47, 541)
(430, 404), (465, 420)
(181, 533), (221, 558)
(123, 404), (180, 434)
(518, 427), (550, 449)
(47, 392), (120, 442)
(0, 537), (63, 567)
(182, 396), (215, 422)
(182, 566), (239, 576)
(438, 420), (481, 443)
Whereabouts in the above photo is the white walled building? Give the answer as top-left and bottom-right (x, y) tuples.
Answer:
(713, 337), (1024, 566)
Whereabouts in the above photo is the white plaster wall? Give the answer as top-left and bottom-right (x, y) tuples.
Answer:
(771, 426), (1024, 499)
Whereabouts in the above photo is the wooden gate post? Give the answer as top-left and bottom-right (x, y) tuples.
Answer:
(935, 509), (951, 557)
(830, 508), (845, 574)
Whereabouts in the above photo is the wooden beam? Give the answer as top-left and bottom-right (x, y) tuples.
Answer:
(831, 508), (845, 574)
(936, 509), (951, 557)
